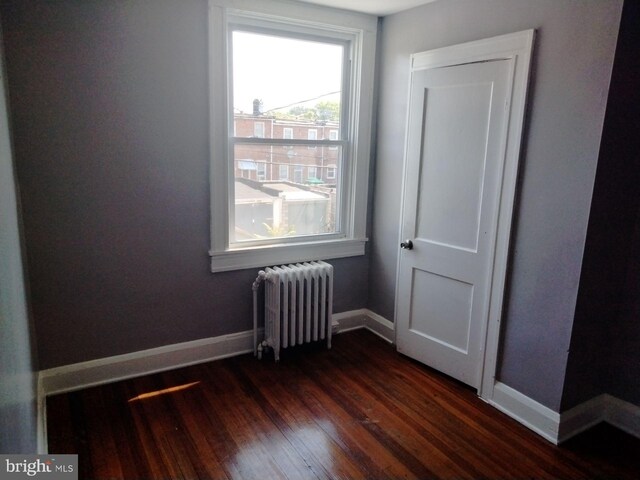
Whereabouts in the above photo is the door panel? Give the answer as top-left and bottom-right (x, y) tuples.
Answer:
(409, 269), (473, 353)
(415, 81), (493, 252)
(396, 59), (511, 389)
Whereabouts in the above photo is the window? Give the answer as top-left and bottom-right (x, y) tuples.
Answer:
(256, 162), (266, 181)
(329, 129), (339, 149)
(254, 122), (265, 138)
(327, 164), (336, 180)
(209, 1), (376, 272)
(307, 129), (317, 149)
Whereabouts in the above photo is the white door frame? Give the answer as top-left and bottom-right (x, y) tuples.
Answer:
(394, 30), (535, 402)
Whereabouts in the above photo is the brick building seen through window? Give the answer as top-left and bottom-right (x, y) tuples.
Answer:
(234, 114), (339, 184)
(233, 110), (340, 241)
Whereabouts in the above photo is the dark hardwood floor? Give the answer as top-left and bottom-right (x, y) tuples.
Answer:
(47, 329), (640, 479)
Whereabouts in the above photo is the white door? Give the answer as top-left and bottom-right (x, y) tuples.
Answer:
(396, 55), (513, 389)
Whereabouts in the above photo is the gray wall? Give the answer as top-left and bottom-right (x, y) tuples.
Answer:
(598, 0), (640, 408)
(0, 22), (38, 452)
(563, 0), (640, 410)
(370, 0), (622, 410)
(609, 204), (640, 406)
(1, 0), (369, 370)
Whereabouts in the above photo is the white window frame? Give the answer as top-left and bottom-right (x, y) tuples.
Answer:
(208, 0), (376, 272)
(283, 127), (293, 140)
(327, 164), (336, 180)
(308, 166), (317, 180)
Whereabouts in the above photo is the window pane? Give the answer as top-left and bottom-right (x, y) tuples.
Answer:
(232, 143), (341, 242)
(232, 31), (343, 137)
(254, 122), (264, 138)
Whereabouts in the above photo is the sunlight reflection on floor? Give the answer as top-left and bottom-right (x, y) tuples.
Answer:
(232, 424), (338, 477)
(128, 381), (201, 402)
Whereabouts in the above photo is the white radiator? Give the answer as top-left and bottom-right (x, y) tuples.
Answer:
(252, 261), (333, 361)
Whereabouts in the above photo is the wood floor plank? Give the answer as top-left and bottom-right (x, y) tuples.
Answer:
(46, 329), (640, 480)
(233, 362), (364, 479)
(157, 371), (231, 479)
(249, 353), (414, 479)
(308, 353), (493, 478)
(337, 332), (585, 478)
(296, 355), (462, 479)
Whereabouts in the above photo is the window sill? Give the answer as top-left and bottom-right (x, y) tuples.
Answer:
(209, 238), (367, 273)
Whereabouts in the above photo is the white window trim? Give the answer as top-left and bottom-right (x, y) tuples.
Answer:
(283, 127), (293, 139)
(208, 0), (376, 273)
(308, 166), (317, 179)
(327, 164), (337, 180)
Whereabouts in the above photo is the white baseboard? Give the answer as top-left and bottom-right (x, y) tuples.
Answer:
(39, 329), (256, 397)
(364, 310), (395, 343)
(38, 309), (394, 398)
(489, 384), (640, 445)
(604, 395), (640, 440)
(488, 382), (561, 444)
(558, 394), (608, 443)
(332, 309), (369, 332)
(333, 308), (394, 343)
(559, 394), (640, 443)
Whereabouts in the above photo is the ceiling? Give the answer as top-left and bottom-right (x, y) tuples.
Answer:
(294, 0), (438, 17)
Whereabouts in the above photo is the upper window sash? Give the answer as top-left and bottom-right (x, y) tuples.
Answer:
(227, 24), (352, 143)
